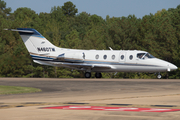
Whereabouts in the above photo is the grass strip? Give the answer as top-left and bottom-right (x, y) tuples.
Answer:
(0, 85), (41, 95)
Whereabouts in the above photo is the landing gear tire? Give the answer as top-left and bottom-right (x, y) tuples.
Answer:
(85, 72), (91, 78)
(157, 74), (162, 79)
(95, 72), (102, 78)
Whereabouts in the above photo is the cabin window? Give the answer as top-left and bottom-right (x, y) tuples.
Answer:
(121, 55), (124, 60)
(112, 55), (115, 60)
(103, 55), (107, 59)
(129, 55), (133, 60)
(95, 54), (99, 59)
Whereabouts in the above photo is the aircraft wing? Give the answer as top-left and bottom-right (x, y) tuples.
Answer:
(33, 60), (112, 71)
(53, 62), (112, 70)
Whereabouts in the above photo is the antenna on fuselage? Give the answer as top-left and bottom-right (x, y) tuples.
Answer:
(109, 47), (113, 51)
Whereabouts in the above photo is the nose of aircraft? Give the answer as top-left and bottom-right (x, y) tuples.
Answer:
(157, 59), (178, 71)
(168, 63), (178, 71)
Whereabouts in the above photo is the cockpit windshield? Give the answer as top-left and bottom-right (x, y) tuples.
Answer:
(137, 53), (155, 59)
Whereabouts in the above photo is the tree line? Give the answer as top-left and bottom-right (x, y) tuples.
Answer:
(0, 0), (180, 78)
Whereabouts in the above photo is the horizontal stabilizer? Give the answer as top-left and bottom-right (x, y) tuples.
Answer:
(4, 29), (34, 33)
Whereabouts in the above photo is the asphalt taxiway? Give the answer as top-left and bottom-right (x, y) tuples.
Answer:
(0, 78), (180, 120)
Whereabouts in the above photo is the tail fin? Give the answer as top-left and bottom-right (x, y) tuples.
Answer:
(5, 28), (57, 54)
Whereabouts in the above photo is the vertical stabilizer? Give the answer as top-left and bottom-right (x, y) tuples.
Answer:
(16, 28), (57, 54)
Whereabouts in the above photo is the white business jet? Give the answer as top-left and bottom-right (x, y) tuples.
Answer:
(5, 28), (177, 78)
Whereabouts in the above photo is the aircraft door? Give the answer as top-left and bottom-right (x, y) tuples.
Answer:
(119, 52), (126, 63)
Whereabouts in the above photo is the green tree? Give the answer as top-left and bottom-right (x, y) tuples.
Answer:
(74, 12), (90, 40)
(108, 15), (139, 50)
(51, 6), (65, 22)
(65, 29), (82, 49)
(13, 7), (41, 28)
(83, 27), (106, 50)
(62, 1), (78, 17)
(0, 0), (11, 18)
(89, 14), (105, 25)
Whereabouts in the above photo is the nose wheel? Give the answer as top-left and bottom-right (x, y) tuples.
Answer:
(157, 73), (162, 79)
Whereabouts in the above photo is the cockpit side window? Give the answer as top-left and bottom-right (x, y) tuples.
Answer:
(145, 53), (155, 58)
(137, 53), (146, 59)
(137, 53), (155, 59)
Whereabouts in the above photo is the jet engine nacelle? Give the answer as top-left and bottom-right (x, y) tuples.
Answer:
(57, 52), (85, 63)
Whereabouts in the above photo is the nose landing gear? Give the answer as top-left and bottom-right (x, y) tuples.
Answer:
(157, 72), (162, 79)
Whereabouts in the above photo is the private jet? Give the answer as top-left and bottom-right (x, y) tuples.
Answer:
(5, 28), (178, 78)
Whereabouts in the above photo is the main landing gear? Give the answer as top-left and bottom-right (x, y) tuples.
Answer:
(95, 72), (102, 78)
(85, 72), (91, 78)
(85, 72), (102, 78)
